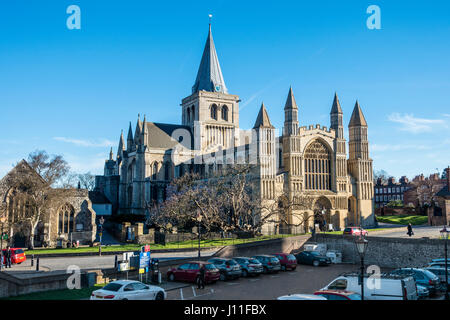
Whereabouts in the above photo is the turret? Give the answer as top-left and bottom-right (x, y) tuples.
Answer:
(283, 87), (299, 136)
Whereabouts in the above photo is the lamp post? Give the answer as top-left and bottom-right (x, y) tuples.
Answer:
(440, 225), (449, 300)
(197, 210), (202, 259)
(98, 216), (105, 256)
(0, 216), (6, 271)
(355, 235), (368, 300)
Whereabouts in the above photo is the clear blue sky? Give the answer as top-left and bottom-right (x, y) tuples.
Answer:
(1, 0), (449, 179)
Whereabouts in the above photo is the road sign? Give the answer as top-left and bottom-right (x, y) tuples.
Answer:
(142, 245), (150, 252)
(139, 268), (145, 274)
(139, 251), (151, 269)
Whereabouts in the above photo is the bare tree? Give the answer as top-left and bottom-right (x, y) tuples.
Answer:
(27, 150), (70, 186)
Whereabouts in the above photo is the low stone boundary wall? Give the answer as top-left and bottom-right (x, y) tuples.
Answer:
(310, 234), (446, 268)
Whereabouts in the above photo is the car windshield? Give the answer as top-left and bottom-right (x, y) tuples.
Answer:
(310, 251), (320, 256)
(226, 260), (238, 265)
(250, 259), (260, 264)
(287, 254), (296, 260)
(204, 264), (217, 270)
(270, 257), (279, 262)
(423, 270), (439, 279)
(14, 249), (24, 254)
(102, 283), (123, 292)
(344, 228), (351, 232)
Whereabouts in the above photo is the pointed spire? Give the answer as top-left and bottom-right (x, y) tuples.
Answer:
(331, 92), (343, 114)
(142, 115), (147, 134)
(349, 100), (368, 127)
(117, 130), (125, 159)
(192, 24), (228, 94)
(127, 122), (133, 141)
(284, 86), (298, 110)
(109, 147), (114, 161)
(253, 102), (274, 129)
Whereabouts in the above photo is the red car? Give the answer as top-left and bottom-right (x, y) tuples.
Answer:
(167, 261), (220, 284)
(272, 253), (297, 271)
(343, 227), (368, 236)
(1, 248), (26, 265)
(314, 290), (362, 300)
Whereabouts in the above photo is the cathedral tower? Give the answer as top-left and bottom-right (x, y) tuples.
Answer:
(181, 24), (240, 151)
(330, 93), (348, 193)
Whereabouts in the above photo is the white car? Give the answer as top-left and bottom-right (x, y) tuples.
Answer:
(277, 294), (327, 300)
(90, 280), (166, 300)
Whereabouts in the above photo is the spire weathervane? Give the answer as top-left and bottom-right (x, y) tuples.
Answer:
(209, 14), (212, 25)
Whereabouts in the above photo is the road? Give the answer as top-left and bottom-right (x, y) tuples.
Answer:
(370, 225), (443, 239)
(7, 249), (219, 273)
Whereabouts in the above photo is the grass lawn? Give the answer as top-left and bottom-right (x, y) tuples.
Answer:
(25, 233), (302, 255)
(376, 215), (428, 226)
(2, 283), (107, 300)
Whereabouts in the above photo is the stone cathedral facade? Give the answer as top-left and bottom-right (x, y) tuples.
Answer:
(95, 25), (375, 233)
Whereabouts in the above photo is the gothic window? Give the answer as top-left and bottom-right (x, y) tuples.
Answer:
(304, 139), (332, 190)
(191, 106), (195, 121)
(164, 162), (170, 180)
(58, 204), (75, 234)
(221, 105), (228, 121)
(210, 104), (218, 120)
(187, 108), (191, 123)
(152, 162), (158, 180)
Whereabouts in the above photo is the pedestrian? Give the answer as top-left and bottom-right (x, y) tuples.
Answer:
(407, 223), (414, 237)
(5, 246), (12, 268)
(198, 264), (206, 289)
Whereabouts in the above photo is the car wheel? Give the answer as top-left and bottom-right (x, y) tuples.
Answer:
(242, 269), (248, 277)
(291, 267), (296, 271)
(168, 273), (175, 282)
(122, 298), (128, 300)
(281, 265), (286, 272)
(17, 262), (22, 265)
(313, 260), (320, 267)
(263, 267), (268, 274)
(219, 272), (226, 281)
(155, 292), (165, 300)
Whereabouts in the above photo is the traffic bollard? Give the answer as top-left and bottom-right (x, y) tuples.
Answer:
(31, 255), (34, 267)
(36, 256), (40, 271)
(114, 255), (118, 269)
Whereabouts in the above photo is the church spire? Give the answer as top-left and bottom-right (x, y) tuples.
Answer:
(253, 102), (274, 129)
(330, 92), (343, 114)
(127, 122), (134, 151)
(109, 147), (114, 160)
(284, 86), (298, 110)
(283, 86), (299, 136)
(117, 130), (125, 160)
(349, 100), (368, 127)
(192, 23), (228, 94)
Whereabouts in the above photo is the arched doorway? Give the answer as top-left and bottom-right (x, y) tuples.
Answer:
(313, 197), (332, 231)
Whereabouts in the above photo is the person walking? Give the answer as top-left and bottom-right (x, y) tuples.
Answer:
(5, 246), (12, 268)
(198, 264), (206, 290)
(407, 223), (414, 237)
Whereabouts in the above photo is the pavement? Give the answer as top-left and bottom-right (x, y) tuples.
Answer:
(369, 225), (443, 239)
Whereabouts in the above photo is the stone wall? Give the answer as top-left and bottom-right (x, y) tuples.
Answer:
(310, 234), (446, 268)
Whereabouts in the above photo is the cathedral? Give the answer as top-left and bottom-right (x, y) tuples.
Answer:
(95, 24), (375, 234)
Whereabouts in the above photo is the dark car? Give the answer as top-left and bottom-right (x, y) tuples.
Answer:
(207, 258), (242, 281)
(272, 253), (297, 271)
(233, 257), (264, 277)
(295, 251), (331, 267)
(167, 261), (220, 284)
(390, 268), (440, 296)
(251, 255), (281, 274)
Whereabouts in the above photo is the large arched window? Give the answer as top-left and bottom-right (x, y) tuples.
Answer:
(58, 204), (75, 234)
(221, 105), (228, 121)
(304, 139), (332, 190)
(210, 104), (218, 120)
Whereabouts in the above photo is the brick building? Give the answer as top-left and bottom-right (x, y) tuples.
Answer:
(374, 176), (411, 208)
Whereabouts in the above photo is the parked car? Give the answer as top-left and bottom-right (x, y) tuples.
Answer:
(233, 257), (263, 277)
(424, 266), (450, 286)
(90, 280), (166, 300)
(343, 227), (368, 236)
(1, 248), (26, 265)
(272, 253), (297, 271)
(295, 251), (331, 267)
(207, 258), (242, 281)
(321, 272), (418, 300)
(314, 290), (362, 300)
(167, 261), (220, 284)
(426, 261), (450, 268)
(251, 255), (281, 274)
(277, 294), (327, 300)
(390, 268), (440, 296)
(416, 284), (430, 299)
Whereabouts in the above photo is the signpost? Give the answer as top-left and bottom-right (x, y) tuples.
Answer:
(139, 250), (151, 282)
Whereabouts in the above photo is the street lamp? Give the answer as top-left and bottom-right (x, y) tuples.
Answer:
(98, 216), (105, 256)
(0, 216), (6, 271)
(440, 225), (449, 300)
(355, 235), (368, 300)
(197, 210), (202, 260)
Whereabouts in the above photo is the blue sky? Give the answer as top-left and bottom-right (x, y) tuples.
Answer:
(1, 0), (449, 179)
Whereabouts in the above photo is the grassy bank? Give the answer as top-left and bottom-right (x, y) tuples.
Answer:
(25, 233), (302, 255)
(2, 283), (107, 300)
(376, 215), (428, 226)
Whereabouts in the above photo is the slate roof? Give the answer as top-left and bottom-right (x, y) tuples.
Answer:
(89, 191), (112, 204)
(284, 87), (298, 110)
(145, 122), (193, 150)
(349, 101), (368, 126)
(436, 185), (450, 197)
(253, 103), (274, 129)
(192, 25), (228, 94)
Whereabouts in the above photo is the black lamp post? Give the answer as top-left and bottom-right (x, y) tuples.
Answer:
(440, 225), (449, 300)
(98, 216), (105, 256)
(355, 235), (368, 300)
